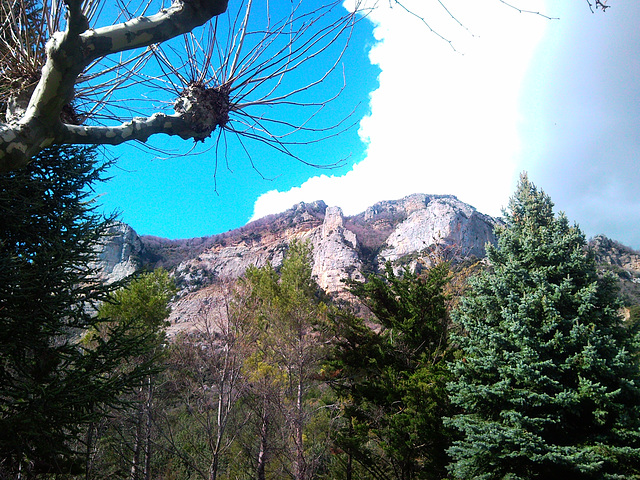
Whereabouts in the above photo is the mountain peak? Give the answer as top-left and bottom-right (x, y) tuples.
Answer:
(94, 194), (640, 334)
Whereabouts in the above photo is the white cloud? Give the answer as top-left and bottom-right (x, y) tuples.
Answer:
(251, 0), (548, 221)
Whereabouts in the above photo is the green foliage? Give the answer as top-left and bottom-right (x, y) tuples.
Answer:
(446, 174), (640, 479)
(629, 305), (640, 326)
(242, 241), (333, 480)
(150, 294), (253, 480)
(86, 270), (175, 479)
(147, 242), (332, 480)
(329, 261), (454, 480)
(0, 146), (163, 477)
(96, 268), (176, 344)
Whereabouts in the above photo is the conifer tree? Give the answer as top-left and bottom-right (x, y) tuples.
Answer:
(447, 174), (640, 479)
(329, 261), (453, 480)
(88, 269), (176, 480)
(243, 241), (331, 480)
(0, 146), (164, 477)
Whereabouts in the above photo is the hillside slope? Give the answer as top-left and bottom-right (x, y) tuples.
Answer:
(94, 194), (640, 332)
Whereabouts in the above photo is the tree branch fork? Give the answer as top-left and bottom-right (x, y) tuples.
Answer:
(0, 0), (229, 173)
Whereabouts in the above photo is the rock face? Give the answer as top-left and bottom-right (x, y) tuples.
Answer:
(92, 222), (144, 284)
(162, 195), (498, 297)
(93, 197), (640, 334)
(589, 234), (640, 306)
(171, 201), (327, 292)
(376, 195), (497, 264)
(309, 206), (364, 295)
(590, 235), (640, 273)
(95, 194), (502, 330)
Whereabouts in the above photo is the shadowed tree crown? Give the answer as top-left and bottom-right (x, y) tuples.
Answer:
(0, 146), (170, 477)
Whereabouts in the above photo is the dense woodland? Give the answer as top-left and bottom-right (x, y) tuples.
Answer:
(2, 147), (640, 480)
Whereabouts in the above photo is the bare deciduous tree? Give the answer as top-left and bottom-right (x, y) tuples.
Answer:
(157, 283), (257, 480)
(0, 0), (362, 172)
(0, 1), (610, 174)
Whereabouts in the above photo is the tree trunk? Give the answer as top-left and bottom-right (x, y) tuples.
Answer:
(294, 377), (305, 480)
(256, 401), (269, 480)
(129, 388), (144, 480)
(209, 451), (219, 480)
(85, 422), (95, 480)
(129, 416), (141, 480)
(143, 377), (153, 480)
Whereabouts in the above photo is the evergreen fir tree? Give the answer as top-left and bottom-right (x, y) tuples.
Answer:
(0, 146), (163, 477)
(243, 241), (331, 480)
(446, 174), (640, 480)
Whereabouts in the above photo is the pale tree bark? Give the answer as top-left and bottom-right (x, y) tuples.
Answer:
(143, 377), (154, 480)
(0, 0), (362, 174)
(294, 370), (306, 480)
(129, 392), (143, 480)
(0, 0), (229, 172)
(156, 285), (254, 480)
(129, 376), (155, 480)
(256, 399), (270, 480)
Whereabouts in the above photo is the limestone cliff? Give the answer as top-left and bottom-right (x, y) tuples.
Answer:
(590, 234), (640, 305)
(374, 194), (497, 265)
(164, 195), (498, 296)
(96, 193), (496, 291)
(308, 206), (364, 295)
(92, 222), (143, 284)
(95, 195), (640, 332)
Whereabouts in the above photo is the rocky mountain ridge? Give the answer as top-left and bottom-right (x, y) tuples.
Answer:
(94, 193), (640, 332)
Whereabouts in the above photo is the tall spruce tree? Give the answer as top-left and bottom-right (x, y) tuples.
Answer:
(0, 146), (162, 477)
(446, 174), (640, 479)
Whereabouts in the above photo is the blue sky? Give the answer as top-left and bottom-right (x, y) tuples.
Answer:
(97, 1), (640, 249)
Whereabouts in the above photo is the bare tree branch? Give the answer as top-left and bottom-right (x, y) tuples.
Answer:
(496, 0), (559, 20)
(0, 0), (229, 172)
(0, 0), (368, 174)
(0, 0), (610, 175)
(586, 0), (610, 13)
(61, 112), (209, 145)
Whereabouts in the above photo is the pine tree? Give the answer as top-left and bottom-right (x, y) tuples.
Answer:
(329, 261), (454, 480)
(242, 241), (331, 480)
(88, 269), (175, 480)
(446, 174), (640, 480)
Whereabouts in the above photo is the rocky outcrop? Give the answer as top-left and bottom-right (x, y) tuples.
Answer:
(172, 204), (365, 297)
(92, 194), (503, 330)
(92, 222), (143, 284)
(378, 195), (497, 265)
(94, 194), (499, 295)
(589, 234), (640, 306)
(166, 283), (235, 337)
(172, 202), (326, 292)
(309, 206), (364, 295)
(590, 235), (640, 273)
(91, 196), (640, 334)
